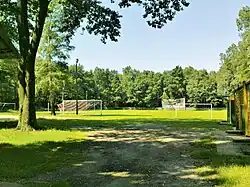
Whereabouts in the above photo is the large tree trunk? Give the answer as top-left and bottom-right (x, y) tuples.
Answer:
(17, 59), (37, 130)
(49, 93), (56, 116)
(50, 100), (56, 116)
(16, 0), (49, 130)
(17, 60), (25, 129)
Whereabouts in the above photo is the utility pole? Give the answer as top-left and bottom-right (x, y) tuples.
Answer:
(75, 58), (79, 115)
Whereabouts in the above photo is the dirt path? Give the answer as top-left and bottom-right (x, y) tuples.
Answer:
(27, 124), (213, 187)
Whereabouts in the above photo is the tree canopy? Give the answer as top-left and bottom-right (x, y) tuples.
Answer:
(217, 6), (250, 96)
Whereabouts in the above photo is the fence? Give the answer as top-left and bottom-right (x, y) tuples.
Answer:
(228, 81), (250, 136)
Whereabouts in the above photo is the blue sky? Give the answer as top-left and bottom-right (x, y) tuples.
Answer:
(69, 0), (250, 72)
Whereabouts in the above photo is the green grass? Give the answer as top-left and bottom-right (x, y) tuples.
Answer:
(218, 166), (250, 187)
(0, 129), (85, 145)
(0, 130), (86, 182)
(1, 109), (249, 186)
(190, 135), (250, 187)
(0, 109), (227, 120)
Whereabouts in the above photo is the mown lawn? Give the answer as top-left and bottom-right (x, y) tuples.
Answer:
(190, 136), (250, 187)
(0, 109), (226, 120)
(0, 130), (86, 183)
(0, 110), (249, 187)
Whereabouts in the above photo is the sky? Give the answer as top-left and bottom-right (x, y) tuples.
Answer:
(69, 0), (250, 73)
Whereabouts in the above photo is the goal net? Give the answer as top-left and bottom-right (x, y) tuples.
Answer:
(185, 103), (213, 119)
(0, 102), (16, 111)
(162, 98), (186, 110)
(58, 100), (102, 115)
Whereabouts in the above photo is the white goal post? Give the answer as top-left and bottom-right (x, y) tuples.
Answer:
(162, 98), (186, 110)
(0, 102), (16, 111)
(58, 100), (102, 114)
(162, 98), (213, 119)
(184, 103), (213, 119)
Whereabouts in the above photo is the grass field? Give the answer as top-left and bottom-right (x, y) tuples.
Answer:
(0, 110), (250, 187)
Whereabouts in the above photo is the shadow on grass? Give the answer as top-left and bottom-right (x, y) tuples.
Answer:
(37, 117), (228, 132)
(0, 120), (18, 129)
(0, 118), (247, 187)
(189, 135), (250, 187)
(0, 133), (218, 187)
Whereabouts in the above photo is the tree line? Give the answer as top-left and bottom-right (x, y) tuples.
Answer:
(1, 61), (225, 112)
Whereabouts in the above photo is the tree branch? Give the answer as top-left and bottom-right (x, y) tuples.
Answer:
(17, 0), (29, 58)
(29, 0), (50, 62)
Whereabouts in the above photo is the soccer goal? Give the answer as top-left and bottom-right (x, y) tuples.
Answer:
(185, 103), (213, 119)
(0, 102), (16, 111)
(162, 98), (186, 110)
(58, 100), (102, 115)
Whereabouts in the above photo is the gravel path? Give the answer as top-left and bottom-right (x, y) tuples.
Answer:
(26, 124), (213, 187)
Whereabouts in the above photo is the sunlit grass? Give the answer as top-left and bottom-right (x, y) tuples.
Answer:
(0, 129), (85, 145)
(218, 166), (250, 187)
(0, 130), (86, 182)
(191, 165), (250, 187)
(190, 135), (250, 187)
(0, 109), (227, 121)
(50, 109), (226, 121)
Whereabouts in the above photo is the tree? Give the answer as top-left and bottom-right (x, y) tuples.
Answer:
(185, 69), (222, 106)
(217, 44), (240, 95)
(92, 68), (112, 106)
(163, 66), (186, 99)
(0, 59), (18, 104)
(132, 70), (162, 108)
(110, 73), (125, 108)
(237, 6), (250, 38)
(35, 59), (66, 115)
(121, 66), (139, 107)
(218, 6), (250, 96)
(0, 0), (189, 130)
(36, 0), (72, 115)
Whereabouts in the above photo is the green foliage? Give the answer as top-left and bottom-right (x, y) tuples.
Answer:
(0, 59), (18, 103)
(163, 66), (186, 99)
(36, 2), (72, 114)
(38, 0), (74, 67)
(35, 59), (66, 104)
(0, 62), (224, 109)
(237, 6), (250, 37)
(185, 69), (223, 106)
(218, 6), (250, 95)
(1, 59), (224, 110)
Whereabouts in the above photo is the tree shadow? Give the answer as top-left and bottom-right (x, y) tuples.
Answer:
(188, 133), (250, 187)
(0, 118), (246, 186)
(0, 132), (217, 186)
(37, 117), (227, 132)
(0, 120), (17, 129)
(2, 114), (243, 186)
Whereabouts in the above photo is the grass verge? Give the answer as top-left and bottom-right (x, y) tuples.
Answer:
(190, 135), (250, 187)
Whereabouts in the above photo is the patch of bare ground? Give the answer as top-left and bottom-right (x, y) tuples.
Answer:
(25, 124), (214, 187)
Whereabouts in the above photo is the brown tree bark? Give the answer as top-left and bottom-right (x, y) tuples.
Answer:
(16, 0), (49, 130)
(50, 99), (56, 116)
